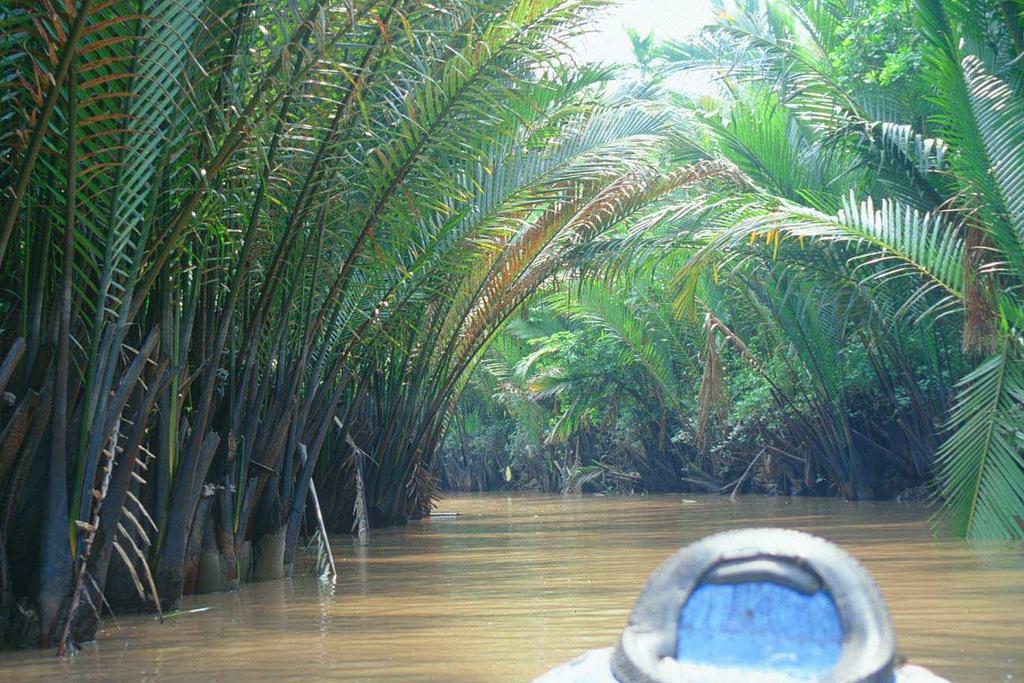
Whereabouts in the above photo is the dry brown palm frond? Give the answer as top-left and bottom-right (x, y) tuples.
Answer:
(405, 453), (439, 519)
(962, 222), (998, 354)
(59, 427), (118, 656)
(125, 490), (158, 534)
(115, 524), (162, 621)
(110, 540), (146, 604)
(347, 433), (370, 547)
(696, 313), (727, 452)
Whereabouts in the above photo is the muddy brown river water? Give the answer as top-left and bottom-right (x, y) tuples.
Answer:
(1, 493), (1021, 682)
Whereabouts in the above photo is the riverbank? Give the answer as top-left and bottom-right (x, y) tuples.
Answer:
(0, 493), (1019, 682)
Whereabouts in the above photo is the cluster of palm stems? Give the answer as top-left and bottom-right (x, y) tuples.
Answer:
(0, 0), (678, 651)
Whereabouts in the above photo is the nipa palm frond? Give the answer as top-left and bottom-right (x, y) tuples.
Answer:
(936, 340), (1024, 539)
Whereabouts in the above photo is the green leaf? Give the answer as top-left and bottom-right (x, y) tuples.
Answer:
(937, 342), (1024, 540)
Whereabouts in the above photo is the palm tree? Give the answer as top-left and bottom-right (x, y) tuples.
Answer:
(0, 0), (670, 651)
(649, 0), (1024, 537)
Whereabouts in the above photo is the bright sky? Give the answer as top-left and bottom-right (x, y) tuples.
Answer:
(572, 0), (716, 64)
(569, 0), (718, 93)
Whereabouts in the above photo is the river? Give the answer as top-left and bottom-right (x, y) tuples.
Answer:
(1, 493), (1021, 681)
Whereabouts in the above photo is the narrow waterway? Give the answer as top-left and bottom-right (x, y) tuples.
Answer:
(1, 494), (1021, 682)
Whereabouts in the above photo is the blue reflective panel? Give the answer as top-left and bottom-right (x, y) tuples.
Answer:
(675, 582), (843, 679)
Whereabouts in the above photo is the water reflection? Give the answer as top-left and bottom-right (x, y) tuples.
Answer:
(0, 494), (1020, 681)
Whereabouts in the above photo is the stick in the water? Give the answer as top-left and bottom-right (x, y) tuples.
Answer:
(299, 443), (336, 578)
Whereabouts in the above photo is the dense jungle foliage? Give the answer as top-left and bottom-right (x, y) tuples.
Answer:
(439, 0), (1024, 540)
(0, 0), (1022, 654)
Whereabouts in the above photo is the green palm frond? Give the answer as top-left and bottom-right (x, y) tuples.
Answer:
(866, 121), (947, 176)
(545, 398), (590, 445)
(675, 193), (965, 321)
(959, 55), (1024, 264)
(918, 0), (1024, 277)
(937, 341), (1024, 539)
(545, 283), (683, 410)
